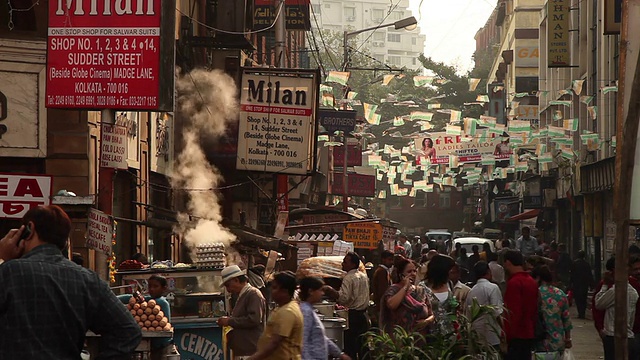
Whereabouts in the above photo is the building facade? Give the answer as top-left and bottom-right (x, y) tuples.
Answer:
(310, 0), (426, 70)
(0, 0), (311, 278)
(479, 0), (621, 277)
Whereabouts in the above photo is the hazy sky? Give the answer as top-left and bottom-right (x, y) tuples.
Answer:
(407, 0), (497, 73)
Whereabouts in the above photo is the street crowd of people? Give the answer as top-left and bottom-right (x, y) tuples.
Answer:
(0, 207), (605, 360)
(218, 225), (594, 360)
(377, 225), (589, 360)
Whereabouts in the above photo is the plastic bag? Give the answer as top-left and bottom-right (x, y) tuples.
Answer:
(563, 349), (575, 360)
(296, 256), (366, 279)
(534, 352), (562, 360)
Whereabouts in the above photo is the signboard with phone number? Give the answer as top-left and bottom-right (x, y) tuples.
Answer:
(46, 0), (172, 110)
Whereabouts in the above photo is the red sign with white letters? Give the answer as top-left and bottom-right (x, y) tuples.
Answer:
(0, 174), (52, 218)
(46, 0), (161, 110)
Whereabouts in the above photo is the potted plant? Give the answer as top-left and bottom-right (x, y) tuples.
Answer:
(365, 300), (501, 360)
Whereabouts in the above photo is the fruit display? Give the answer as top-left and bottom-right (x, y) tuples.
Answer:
(194, 243), (225, 269)
(126, 297), (172, 332)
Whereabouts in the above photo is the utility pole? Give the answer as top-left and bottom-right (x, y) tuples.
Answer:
(97, 109), (115, 280)
(341, 32), (350, 212)
(273, 0), (287, 229)
(613, 0), (640, 357)
(275, 0), (286, 68)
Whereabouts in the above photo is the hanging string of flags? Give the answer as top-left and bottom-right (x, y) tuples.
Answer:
(319, 71), (617, 198)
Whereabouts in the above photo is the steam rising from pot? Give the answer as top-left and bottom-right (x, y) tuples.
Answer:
(172, 69), (238, 260)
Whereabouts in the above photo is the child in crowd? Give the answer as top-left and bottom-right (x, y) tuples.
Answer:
(119, 275), (179, 360)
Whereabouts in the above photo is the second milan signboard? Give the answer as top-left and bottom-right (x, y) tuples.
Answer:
(46, 0), (175, 111)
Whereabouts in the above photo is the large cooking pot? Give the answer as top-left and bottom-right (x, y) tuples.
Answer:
(321, 317), (347, 350)
(313, 301), (335, 318)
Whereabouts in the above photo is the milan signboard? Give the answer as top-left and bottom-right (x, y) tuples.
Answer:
(237, 68), (319, 175)
(46, 0), (175, 111)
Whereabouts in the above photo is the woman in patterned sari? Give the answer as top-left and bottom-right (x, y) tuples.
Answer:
(380, 257), (435, 336)
(532, 264), (573, 355)
(422, 254), (459, 337)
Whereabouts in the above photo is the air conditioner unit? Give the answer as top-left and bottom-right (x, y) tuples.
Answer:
(347, 16), (355, 21)
(373, 41), (384, 47)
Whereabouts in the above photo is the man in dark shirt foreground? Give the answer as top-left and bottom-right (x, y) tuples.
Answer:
(0, 205), (141, 359)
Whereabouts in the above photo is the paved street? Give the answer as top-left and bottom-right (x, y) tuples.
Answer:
(568, 306), (604, 360)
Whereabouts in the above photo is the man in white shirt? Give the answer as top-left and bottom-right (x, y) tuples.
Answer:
(465, 261), (503, 351)
(488, 258), (506, 294)
(595, 270), (639, 360)
(449, 263), (470, 305)
(516, 226), (537, 257)
(402, 236), (413, 259)
(323, 252), (370, 360)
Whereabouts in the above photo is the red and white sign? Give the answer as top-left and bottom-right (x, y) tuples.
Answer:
(333, 145), (363, 167)
(46, 0), (161, 110)
(277, 174), (289, 211)
(0, 174), (52, 218)
(330, 173), (376, 197)
(86, 208), (113, 255)
(100, 124), (128, 169)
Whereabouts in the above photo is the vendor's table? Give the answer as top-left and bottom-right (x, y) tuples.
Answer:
(85, 330), (174, 359)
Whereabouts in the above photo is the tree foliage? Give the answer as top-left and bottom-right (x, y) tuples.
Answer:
(311, 28), (497, 157)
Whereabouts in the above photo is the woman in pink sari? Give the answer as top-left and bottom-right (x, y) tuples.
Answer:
(380, 257), (435, 335)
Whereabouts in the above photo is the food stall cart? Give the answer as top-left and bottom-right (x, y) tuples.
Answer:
(118, 268), (227, 360)
(295, 256), (369, 349)
(86, 330), (177, 360)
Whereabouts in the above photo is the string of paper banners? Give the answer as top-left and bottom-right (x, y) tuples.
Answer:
(320, 71), (618, 199)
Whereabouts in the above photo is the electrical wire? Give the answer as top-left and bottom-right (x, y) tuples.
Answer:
(352, 0), (402, 54)
(6, 0), (39, 30)
(305, 31), (326, 77)
(309, 4), (340, 70)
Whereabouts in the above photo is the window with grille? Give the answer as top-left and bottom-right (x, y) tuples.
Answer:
(439, 193), (451, 208)
(345, 7), (355, 18)
(387, 33), (401, 42)
(372, 9), (385, 21)
(388, 56), (402, 65)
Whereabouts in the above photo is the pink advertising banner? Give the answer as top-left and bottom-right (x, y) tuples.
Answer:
(415, 132), (512, 165)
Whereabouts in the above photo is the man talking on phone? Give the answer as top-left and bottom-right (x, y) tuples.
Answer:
(0, 205), (141, 359)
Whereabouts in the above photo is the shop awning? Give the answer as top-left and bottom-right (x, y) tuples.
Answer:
(506, 209), (540, 222)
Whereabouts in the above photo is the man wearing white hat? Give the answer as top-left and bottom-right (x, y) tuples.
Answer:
(217, 265), (266, 359)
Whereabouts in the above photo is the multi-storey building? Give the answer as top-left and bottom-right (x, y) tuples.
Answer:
(310, 0), (426, 70)
(479, 0), (621, 276)
(0, 1), (309, 277)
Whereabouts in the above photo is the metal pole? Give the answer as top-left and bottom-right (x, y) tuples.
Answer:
(342, 31), (349, 71)
(97, 109), (114, 280)
(343, 133), (349, 212)
(613, 0), (640, 356)
(342, 32), (350, 212)
(275, 0), (286, 68)
(273, 0), (286, 229)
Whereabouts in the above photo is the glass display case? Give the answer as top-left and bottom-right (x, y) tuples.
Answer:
(117, 269), (227, 360)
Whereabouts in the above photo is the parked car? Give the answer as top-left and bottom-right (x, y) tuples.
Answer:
(426, 230), (452, 253)
(452, 237), (496, 254)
